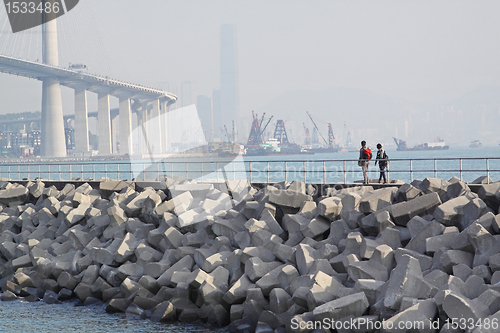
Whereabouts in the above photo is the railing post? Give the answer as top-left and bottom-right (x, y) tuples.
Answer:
(323, 161), (326, 184)
(410, 159), (413, 182)
(434, 159), (437, 178)
(117, 164), (120, 180)
(186, 163), (188, 179)
(249, 162), (252, 183)
(460, 159), (463, 181)
(487, 158), (490, 184)
(285, 161), (287, 183)
(58, 164), (61, 181)
(92, 163), (95, 180)
(303, 161), (306, 183)
(343, 160), (346, 184)
(104, 164), (107, 179)
(267, 162), (270, 183)
(201, 163), (203, 182)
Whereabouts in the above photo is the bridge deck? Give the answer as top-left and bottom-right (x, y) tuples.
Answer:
(0, 54), (177, 102)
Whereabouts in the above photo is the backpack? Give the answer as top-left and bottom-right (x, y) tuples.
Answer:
(379, 151), (388, 167)
(364, 148), (372, 160)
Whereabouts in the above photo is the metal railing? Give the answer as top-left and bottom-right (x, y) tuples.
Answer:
(0, 157), (498, 184)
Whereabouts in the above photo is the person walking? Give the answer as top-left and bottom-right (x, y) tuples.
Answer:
(374, 143), (388, 184)
(358, 140), (372, 184)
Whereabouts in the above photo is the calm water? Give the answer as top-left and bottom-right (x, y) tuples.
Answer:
(0, 300), (227, 333)
(1, 146), (499, 183)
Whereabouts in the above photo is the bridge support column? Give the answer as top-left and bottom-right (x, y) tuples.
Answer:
(41, 78), (66, 157)
(98, 93), (112, 155)
(150, 99), (162, 154)
(119, 97), (132, 155)
(74, 87), (89, 153)
(111, 117), (118, 154)
(40, 14), (66, 157)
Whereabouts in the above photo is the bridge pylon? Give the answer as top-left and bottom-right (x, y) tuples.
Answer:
(40, 4), (66, 157)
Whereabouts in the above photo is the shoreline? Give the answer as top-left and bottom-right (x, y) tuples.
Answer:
(0, 176), (499, 332)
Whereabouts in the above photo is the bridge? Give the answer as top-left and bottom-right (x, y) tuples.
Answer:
(0, 10), (177, 157)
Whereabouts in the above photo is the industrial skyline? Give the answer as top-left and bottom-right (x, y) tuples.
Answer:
(1, 1), (500, 148)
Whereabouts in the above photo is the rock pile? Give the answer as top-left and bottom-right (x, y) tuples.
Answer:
(2, 177), (500, 332)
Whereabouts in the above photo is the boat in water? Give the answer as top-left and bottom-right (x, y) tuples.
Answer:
(469, 140), (482, 148)
(393, 137), (449, 151)
(246, 139), (313, 156)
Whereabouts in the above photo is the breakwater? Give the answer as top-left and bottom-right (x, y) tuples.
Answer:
(0, 176), (500, 332)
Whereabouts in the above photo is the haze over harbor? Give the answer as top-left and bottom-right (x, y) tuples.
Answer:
(1, 0), (500, 151)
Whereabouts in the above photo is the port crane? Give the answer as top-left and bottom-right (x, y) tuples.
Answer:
(247, 111), (273, 146)
(306, 111), (329, 146)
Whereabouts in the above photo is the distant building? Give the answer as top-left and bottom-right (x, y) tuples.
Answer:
(220, 24), (240, 134)
(196, 95), (213, 142)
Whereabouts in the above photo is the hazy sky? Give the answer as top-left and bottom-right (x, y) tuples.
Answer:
(1, 0), (500, 118)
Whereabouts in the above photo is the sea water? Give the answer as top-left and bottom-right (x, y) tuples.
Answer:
(2, 146), (496, 184)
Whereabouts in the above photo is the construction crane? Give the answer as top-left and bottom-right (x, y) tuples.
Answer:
(328, 123), (335, 148)
(303, 123), (311, 145)
(247, 111), (263, 145)
(306, 111), (328, 146)
(273, 120), (289, 144)
(258, 116), (274, 142)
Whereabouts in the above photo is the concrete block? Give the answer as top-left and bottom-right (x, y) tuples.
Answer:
(300, 216), (330, 239)
(443, 291), (489, 323)
(478, 182), (500, 212)
(405, 220), (445, 254)
(114, 233), (137, 263)
(394, 183), (422, 202)
(0, 186), (29, 206)
(395, 248), (433, 272)
(223, 274), (254, 304)
(384, 254), (425, 310)
(245, 257), (282, 282)
(156, 255), (194, 287)
(312, 292), (369, 322)
(273, 244), (296, 264)
(440, 250), (474, 274)
(359, 188), (395, 214)
(269, 189), (312, 209)
(295, 244), (317, 276)
(255, 264), (287, 296)
(389, 192), (441, 226)
(383, 299), (437, 333)
(318, 197), (343, 220)
(100, 181), (134, 199)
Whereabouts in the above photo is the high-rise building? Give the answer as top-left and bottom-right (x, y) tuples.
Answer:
(220, 24), (240, 133)
(196, 95), (213, 142)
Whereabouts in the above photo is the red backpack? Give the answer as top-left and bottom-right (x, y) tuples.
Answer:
(364, 148), (372, 160)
